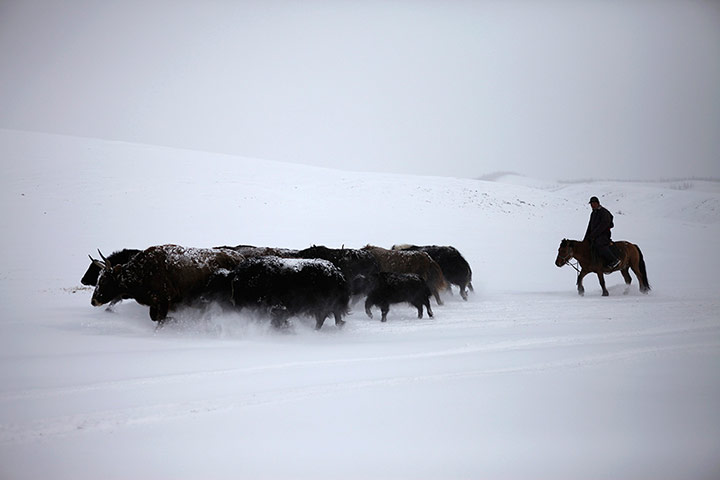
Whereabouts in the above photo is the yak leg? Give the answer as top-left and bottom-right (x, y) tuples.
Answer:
(334, 311), (346, 327)
(270, 307), (291, 329)
(380, 303), (390, 323)
(597, 272), (609, 296)
(415, 302), (424, 318)
(460, 283), (468, 301)
(364, 298), (374, 319)
(150, 300), (169, 323)
(576, 270), (589, 296)
(314, 313), (327, 330)
(432, 288), (444, 306)
(425, 299), (434, 318)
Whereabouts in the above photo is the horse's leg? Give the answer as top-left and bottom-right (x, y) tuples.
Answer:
(629, 263), (644, 293)
(597, 272), (609, 296)
(621, 267), (632, 295)
(632, 246), (651, 293)
(577, 270), (589, 296)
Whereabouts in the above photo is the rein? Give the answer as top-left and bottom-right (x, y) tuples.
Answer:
(564, 258), (581, 274)
(558, 247), (582, 274)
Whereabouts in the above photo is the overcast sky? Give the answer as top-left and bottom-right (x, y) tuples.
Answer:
(1, 0), (718, 180)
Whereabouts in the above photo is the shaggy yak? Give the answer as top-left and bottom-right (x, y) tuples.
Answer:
(361, 245), (448, 305)
(210, 256), (350, 330)
(353, 272), (434, 322)
(213, 245), (300, 258)
(296, 245), (380, 296)
(81, 248), (142, 286)
(90, 245), (244, 323)
(392, 244), (474, 300)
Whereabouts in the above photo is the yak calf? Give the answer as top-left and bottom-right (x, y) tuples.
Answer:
(356, 272), (434, 323)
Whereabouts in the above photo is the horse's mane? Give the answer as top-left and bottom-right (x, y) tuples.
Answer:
(561, 238), (583, 248)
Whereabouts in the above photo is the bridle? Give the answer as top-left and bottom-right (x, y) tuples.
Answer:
(558, 246), (582, 274)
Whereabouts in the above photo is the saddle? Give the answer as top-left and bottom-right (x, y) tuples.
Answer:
(590, 241), (622, 271)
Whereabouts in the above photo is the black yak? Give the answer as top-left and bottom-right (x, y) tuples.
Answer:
(354, 272), (434, 322)
(392, 244), (474, 300)
(214, 245), (300, 258)
(81, 248), (141, 286)
(361, 245), (448, 305)
(90, 245), (244, 323)
(296, 245), (380, 296)
(218, 256), (350, 330)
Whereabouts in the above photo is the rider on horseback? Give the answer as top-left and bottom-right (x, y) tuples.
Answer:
(584, 196), (620, 270)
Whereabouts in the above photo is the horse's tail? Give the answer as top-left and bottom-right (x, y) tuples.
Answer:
(636, 245), (651, 292)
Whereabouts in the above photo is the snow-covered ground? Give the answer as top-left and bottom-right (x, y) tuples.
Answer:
(1, 129), (718, 479)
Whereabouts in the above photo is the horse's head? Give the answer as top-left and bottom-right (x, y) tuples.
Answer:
(555, 239), (574, 267)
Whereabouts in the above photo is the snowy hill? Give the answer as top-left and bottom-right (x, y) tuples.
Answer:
(1, 130), (719, 479)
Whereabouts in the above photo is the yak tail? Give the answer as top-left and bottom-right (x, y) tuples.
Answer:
(637, 246), (651, 292)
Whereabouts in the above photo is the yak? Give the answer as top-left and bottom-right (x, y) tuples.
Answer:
(392, 244), (474, 300)
(90, 245), (245, 323)
(214, 245), (300, 258)
(354, 272), (434, 322)
(296, 245), (380, 296)
(81, 248), (141, 286)
(215, 256), (350, 330)
(361, 245), (448, 305)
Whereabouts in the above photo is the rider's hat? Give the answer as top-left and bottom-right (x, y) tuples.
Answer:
(588, 196), (600, 204)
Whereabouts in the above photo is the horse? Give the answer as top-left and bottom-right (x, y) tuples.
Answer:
(555, 239), (650, 296)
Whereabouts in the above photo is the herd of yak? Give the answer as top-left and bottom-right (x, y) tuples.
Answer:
(82, 244), (474, 329)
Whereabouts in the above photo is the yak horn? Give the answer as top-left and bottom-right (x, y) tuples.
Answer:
(97, 249), (112, 269)
(89, 254), (105, 269)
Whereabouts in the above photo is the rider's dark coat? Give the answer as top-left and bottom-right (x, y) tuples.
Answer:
(584, 205), (614, 247)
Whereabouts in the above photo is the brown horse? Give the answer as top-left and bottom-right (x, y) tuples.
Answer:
(555, 239), (650, 296)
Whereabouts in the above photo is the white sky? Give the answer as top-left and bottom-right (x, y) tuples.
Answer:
(1, 0), (719, 180)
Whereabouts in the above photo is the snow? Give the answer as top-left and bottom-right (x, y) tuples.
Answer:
(256, 256), (338, 275)
(1, 129), (719, 479)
